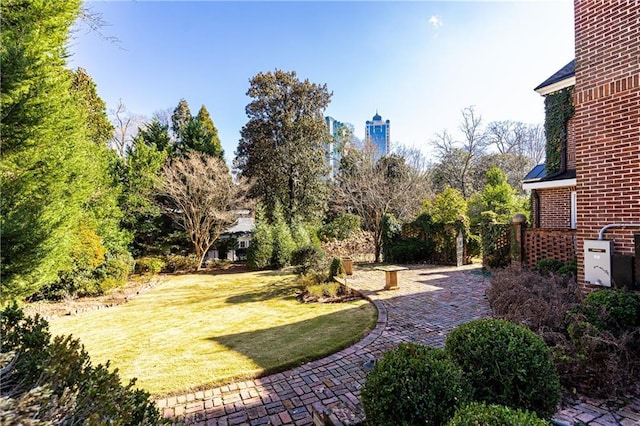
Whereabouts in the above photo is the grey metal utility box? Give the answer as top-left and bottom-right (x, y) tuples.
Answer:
(584, 240), (613, 286)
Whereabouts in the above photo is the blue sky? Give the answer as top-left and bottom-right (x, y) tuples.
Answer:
(70, 1), (574, 161)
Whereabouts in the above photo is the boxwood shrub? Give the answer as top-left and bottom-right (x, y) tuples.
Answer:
(445, 318), (560, 419)
(361, 343), (472, 425)
(446, 402), (551, 426)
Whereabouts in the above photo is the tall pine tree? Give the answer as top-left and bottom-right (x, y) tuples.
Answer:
(1, 0), (105, 299)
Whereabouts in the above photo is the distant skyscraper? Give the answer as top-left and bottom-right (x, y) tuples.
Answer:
(365, 112), (390, 156)
(325, 116), (344, 179)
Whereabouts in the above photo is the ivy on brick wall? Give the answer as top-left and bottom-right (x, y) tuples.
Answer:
(544, 87), (574, 175)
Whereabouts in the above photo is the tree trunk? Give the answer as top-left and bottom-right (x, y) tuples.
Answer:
(374, 232), (382, 263)
(197, 250), (207, 271)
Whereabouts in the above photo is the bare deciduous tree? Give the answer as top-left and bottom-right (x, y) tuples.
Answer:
(486, 120), (528, 154)
(338, 149), (430, 262)
(431, 106), (487, 198)
(486, 120), (546, 165)
(157, 153), (241, 268)
(109, 100), (146, 158)
(522, 123), (546, 165)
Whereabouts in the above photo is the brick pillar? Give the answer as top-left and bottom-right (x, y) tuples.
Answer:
(573, 0), (640, 291)
(511, 214), (527, 269)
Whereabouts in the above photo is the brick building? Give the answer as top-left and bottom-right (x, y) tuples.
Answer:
(523, 1), (639, 290)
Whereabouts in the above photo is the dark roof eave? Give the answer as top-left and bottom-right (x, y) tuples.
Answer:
(534, 59), (576, 92)
(523, 168), (576, 184)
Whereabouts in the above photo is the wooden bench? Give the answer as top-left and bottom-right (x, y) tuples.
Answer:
(374, 265), (409, 290)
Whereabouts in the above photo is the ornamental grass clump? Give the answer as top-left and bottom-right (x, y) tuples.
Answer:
(445, 318), (561, 419)
(361, 343), (472, 426)
(487, 264), (581, 331)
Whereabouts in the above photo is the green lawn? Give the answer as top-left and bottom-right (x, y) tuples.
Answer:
(48, 270), (377, 396)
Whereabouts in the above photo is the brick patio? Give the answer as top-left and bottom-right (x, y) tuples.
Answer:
(156, 264), (639, 425)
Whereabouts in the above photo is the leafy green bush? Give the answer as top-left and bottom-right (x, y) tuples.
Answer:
(383, 211), (469, 265)
(558, 309), (640, 396)
(134, 256), (166, 275)
(31, 252), (135, 301)
(102, 252), (135, 283)
(387, 239), (432, 263)
(466, 234), (482, 259)
(296, 270), (327, 288)
(534, 258), (565, 275)
(290, 220), (313, 247)
(0, 303), (164, 424)
(247, 204), (273, 270)
(579, 289), (640, 333)
(446, 402), (551, 426)
(318, 213), (361, 241)
(291, 244), (326, 274)
(163, 254), (200, 272)
(94, 253), (135, 294)
(557, 259), (577, 276)
(361, 343), (472, 426)
(445, 318), (561, 419)
(271, 228), (295, 268)
(481, 221), (511, 268)
(328, 257), (345, 279)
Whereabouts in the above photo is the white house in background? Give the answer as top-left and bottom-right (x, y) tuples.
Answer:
(207, 210), (254, 261)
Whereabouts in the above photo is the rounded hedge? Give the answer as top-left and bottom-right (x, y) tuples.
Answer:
(446, 402), (551, 426)
(581, 289), (640, 333)
(361, 343), (472, 426)
(444, 318), (560, 419)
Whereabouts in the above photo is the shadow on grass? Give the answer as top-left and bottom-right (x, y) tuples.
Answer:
(210, 305), (377, 372)
(225, 280), (299, 304)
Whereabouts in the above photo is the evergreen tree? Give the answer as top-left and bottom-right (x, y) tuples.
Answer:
(171, 98), (192, 144)
(0, 0), (102, 300)
(236, 70), (331, 224)
(70, 67), (131, 256)
(468, 166), (528, 229)
(180, 116), (223, 158)
(194, 105), (224, 159)
(270, 201), (296, 268)
(423, 187), (468, 224)
(70, 67), (113, 146)
(138, 116), (173, 153)
(120, 136), (171, 256)
(247, 204), (273, 270)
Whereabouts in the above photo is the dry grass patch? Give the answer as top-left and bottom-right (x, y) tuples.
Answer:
(48, 270), (376, 396)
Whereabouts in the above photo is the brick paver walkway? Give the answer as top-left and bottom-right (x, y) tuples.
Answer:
(156, 264), (640, 425)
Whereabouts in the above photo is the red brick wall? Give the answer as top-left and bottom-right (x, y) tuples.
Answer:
(535, 187), (576, 229)
(573, 0), (640, 290)
(524, 228), (577, 269)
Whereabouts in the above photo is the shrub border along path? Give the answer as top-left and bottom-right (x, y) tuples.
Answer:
(157, 265), (640, 425)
